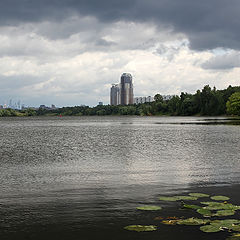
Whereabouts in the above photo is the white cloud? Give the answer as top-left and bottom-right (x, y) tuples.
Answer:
(0, 18), (239, 107)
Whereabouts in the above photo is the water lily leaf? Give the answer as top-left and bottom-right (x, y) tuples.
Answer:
(231, 225), (240, 232)
(124, 225), (157, 232)
(189, 193), (210, 198)
(210, 219), (240, 230)
(159, 196), (179, 201)
(203, 205), (227, 210)
(223, 204), (240, 211)
(211, 195), (230, 201)
(175, 195), (198, 201)
(177, 218), (209, 226)
(137, 205), (162, 211)
(200, 224), (222, 233)
(211, 219), (240, 225)
(197, 208), (212, 217)
(226, 233), (240, 240)
(201, 202), (240, 211)
(214, 210), (235, 217)
(183, 204), (202, 210)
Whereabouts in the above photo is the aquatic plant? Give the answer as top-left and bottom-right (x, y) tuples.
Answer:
(124, 225), (157, 232)
(176, 218), (209, 226)
(183, 204), (202, 210)
(211, 195), (230, 201)
(189, 193), (210, 198)
(214, 209), (235, 216)
(137, 205), (162, 211)
(197, 208), (212, 217)
(159, 195), (198, 201)
(125, 192), (240, 240)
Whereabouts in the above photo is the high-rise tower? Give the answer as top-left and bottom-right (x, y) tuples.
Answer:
(110, 73), (134, 105)
(110, 84), (120, 106)
(120, 73), (134, 105)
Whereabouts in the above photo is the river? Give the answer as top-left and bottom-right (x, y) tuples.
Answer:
(0, 116), (240, 240)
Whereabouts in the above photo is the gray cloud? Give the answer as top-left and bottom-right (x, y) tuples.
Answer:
(0, 0), (239, 50)
(202, 51), (240, 70)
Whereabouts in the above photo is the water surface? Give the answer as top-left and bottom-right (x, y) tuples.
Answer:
(0, 116), (240, 240)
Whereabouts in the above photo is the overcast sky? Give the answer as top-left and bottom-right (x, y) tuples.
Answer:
(0, 0), (239, 107)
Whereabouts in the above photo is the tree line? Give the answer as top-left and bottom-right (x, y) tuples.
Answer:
(1, 85), (240, 117)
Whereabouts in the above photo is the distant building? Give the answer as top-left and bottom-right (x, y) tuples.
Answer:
(0, 105), (3, 109)
(134, 95), (173, 104)
(39, 104), (57, 110)
(162, 95), (173, 101)
(110, 73), (134, 105)
(98, 102), (103, 106)
(110, 84), (120, 106)
(134, 96), (154, 104)
(120, 73), (134, 105)
(39, 105), (51, 110)
(51, 104), (57, 109)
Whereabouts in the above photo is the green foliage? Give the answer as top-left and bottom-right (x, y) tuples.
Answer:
(154, 94), (163, 103)
(226, 92), (240, 116)
(0, 108), (23, 117)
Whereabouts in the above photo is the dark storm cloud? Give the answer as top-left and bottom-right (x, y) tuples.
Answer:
(0, 0), (240, 50)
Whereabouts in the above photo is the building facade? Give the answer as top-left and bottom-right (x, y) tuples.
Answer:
(134, 96), (154, 104)
(120, 73), (134, 105)
(110, 73), (134, 105)
(110, 84), (120, 106)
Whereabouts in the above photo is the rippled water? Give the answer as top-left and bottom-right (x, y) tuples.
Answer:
(0, 116), (240, 240)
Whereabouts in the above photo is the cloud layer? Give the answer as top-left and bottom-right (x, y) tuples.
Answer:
(0, 0), (240, 50)
(0, 0), (239, 107)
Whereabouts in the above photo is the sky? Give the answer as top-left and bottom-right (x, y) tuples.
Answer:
(0, 0), (240, 107)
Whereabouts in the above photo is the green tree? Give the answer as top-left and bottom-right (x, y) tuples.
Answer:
(154, 94), (163, 103)
(226, 92), (240, 116)
(167, 95), (180, 115)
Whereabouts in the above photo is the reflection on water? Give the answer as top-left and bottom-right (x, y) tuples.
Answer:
(0, 116), (240, 240)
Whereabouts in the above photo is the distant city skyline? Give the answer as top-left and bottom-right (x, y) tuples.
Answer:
(111, 73), (134, 106)
(0, 0), (239, 107)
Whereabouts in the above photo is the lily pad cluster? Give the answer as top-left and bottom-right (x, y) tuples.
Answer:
(124, 225), (157, 232)
(136, 205), (162, 211)
(124, 192), (240, 239)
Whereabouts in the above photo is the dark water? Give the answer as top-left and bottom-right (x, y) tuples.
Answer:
(0, 116), (240, 240)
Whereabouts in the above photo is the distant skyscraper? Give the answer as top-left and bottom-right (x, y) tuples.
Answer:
(110, 73), (134, 105)
(120, 73), (134, 105)
(110, 84), (120, 106)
